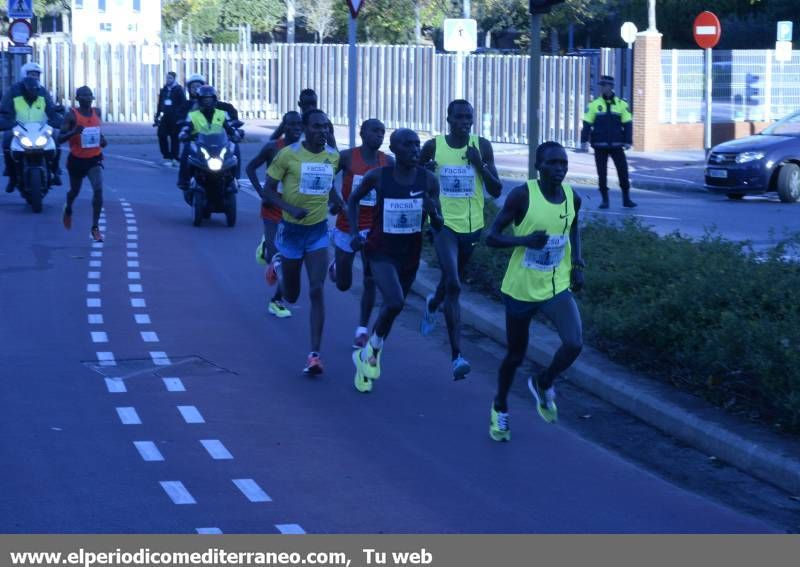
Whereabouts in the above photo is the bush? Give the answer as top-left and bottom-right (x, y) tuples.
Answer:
(446, 204), (800, 432)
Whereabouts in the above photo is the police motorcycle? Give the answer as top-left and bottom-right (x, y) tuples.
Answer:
(179, 86), (243, 227)
(11, 119), (59, 213)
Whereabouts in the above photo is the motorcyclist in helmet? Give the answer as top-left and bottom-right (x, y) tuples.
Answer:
(176, 85), (242, 191)
(0, 62), (63, 193)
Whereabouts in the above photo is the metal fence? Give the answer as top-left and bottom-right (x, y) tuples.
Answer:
(661, 49), (800, 124)
(0, 40), (599, 147)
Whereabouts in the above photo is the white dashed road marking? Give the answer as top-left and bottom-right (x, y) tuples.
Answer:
(88, 314), (103, 324)
(88, 271), (100, 279)
(133, 441), (165, 462)
(162, 377), (185, 392)
(177, 405), (205, 424)
(160, 481), (196, 505)
(86, 284), (100, 293)
(200, 440), (233, 460)
(150, 351), (171, 365)
(127, 272), (141, 280)
(140, 331), (159, 343)
(134, 314), (151, 324)
(90, 331), (108, 343)
(276, 524), (306, 534)
(196, 528), (223, 534)
(131, 298), (146, 307)
(232, 479), (272, 503)
(86, 298), (101, 307)
(97, 352), (116, 366)
(116, 407), (141, 425)
(129, 284), (143, 292)
(104, 378), (126, 393)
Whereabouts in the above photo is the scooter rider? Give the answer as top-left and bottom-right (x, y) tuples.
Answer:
(177, 86), (241, 191)
(0, 62), (63, 193)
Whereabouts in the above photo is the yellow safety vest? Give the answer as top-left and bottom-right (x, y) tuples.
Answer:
(13, 96), (46, 123)
(434, 134), (485, 233)
(189, 109), (226, 135)
(501, 181), (575, 303)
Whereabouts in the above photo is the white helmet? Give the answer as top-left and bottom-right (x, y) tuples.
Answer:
(21, 62), (43, 77)
(186, 73), (205, 85)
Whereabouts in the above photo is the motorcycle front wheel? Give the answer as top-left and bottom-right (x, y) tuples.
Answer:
(192, 192), (205, 227)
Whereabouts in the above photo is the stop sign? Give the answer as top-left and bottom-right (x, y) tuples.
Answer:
(694, 11), (721, 49)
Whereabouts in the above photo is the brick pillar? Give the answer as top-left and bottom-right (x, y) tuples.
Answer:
(633, 31), (662, 151)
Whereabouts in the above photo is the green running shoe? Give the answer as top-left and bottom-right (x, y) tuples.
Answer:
(268, 299), (292, 318)
(528, 376), (558, 423)
(489, 405), (510, 442)
(255, 236), (267, 265)
(358, 343), (381, 380)
(352, 350), (372, 393)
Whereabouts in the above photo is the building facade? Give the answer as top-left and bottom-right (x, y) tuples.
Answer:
(70, 0), (161, 44)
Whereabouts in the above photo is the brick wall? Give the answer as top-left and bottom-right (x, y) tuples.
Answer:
(632, 32), (663, 151)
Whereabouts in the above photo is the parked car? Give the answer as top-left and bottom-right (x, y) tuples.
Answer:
(705, 110), (800, 202)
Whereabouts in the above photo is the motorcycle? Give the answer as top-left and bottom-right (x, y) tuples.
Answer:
(10, 121), (57, 213)
(184, 125), (241, 227)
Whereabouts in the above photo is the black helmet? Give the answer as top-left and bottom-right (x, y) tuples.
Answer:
(197, 85), (217, 110)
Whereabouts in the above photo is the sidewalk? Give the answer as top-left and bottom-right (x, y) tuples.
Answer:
(102, 120), (708, 193)
(410, 260), (800, 497)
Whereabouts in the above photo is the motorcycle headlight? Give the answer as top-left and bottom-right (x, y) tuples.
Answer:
(20, 137), (33, 148)
(34, 136), (48, 147)
(200, 147), (210, 159)
(207, 157), (223, 171)
(736, 151), (765, 164)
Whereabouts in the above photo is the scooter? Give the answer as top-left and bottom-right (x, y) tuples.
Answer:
(10, 121), (57, 213)
(184, 126), (241, 227)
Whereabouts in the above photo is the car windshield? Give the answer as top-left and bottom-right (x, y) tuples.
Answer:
(761, 112), (800, 136)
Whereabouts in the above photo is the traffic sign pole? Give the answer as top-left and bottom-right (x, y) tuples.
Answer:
(527, 11), (541, 180)
(345, 0), (365, 149)
(693, 11), (721, 155)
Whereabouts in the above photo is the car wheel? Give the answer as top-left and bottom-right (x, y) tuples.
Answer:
(776, 163), (800, 203)
(726, 193), (744, 200)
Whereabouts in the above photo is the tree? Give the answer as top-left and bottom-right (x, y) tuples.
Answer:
(299, 0), (336, 43)
(219, 0), (283, 35)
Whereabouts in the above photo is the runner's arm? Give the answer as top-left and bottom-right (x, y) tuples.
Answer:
(347, 168), (379, 239)
(419, 138), (437, 171)
(245, 142), (276, 197)
(470, 138), (502, 198)
(57, 110), (79, 145)
(423, 171), (444, 231)
(485, 184), (547, 249)
(570, 192), (585, 291)
(261, 175), (307, 219)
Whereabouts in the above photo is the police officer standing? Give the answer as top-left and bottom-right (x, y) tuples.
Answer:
(154, 71), (185, 167)
(580, 75), (636, 209)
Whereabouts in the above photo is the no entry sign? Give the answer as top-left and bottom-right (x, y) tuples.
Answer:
(694, 11), (721, 49)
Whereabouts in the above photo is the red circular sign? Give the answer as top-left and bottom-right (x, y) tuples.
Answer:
(8, 19), (32, 45)
(693, 11), (721, 49)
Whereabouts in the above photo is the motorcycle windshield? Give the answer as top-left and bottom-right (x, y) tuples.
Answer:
(197, 132), (228, 153)
(20, 122), (47, 136)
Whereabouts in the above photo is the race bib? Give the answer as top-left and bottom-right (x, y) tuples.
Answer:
(299, 162), (334, 196)
(164, 99), (173, 107)
(439, 165), (475, 199)
(354, 175), (377, 206)
(80, 127), (101, 149)
(383, 198), (423, 235)
(522, 235), (567, 271)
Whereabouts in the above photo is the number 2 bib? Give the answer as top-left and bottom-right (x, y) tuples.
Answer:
(439, 165), (475, 199)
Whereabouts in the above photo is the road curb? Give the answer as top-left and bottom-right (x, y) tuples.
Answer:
(410, 259), (800, 496)
(494, 167), (707, 194)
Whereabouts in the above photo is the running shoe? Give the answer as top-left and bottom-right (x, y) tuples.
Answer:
(528, 375), (558, 423)
(171, 159), (179, 168)
(255, 236), (267, 265)
(420, 293), (437, 336)
(489, 405), (511, 442)
(62, 204), (72, 230)
(328, 260), (337, 284)
(162, 159), (173, 167)
(303, 352), (324, 375)
(352, 330), (369, 349)
(452, 354), (471, 380)
(352, 350), (372, 393)
(90, 226), (104, 242)
(358, 343), (381, 380)
(268, 299), (292, 318)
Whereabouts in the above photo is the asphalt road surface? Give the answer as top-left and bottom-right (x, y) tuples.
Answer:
(0, 142), (785, 533)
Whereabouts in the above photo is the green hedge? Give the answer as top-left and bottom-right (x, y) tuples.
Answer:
(444, 207), (800, 432)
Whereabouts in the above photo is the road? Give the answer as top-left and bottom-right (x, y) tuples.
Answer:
(0, 142), (786, 533)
